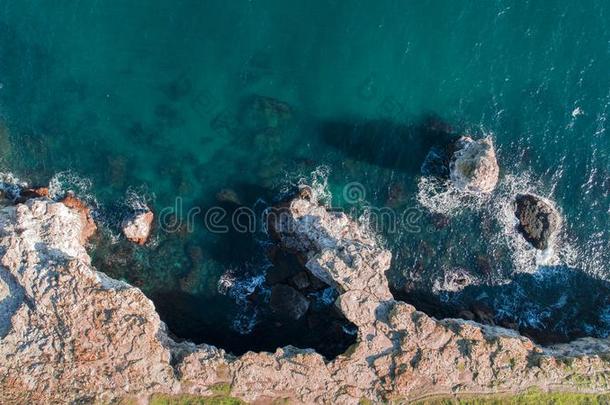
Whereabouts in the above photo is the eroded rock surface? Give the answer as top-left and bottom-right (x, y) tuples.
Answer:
(0, 194), (609, 404)
(59, 191), (97, 243)
(449, 136), (500, 193)
(122, 209), (154, 245)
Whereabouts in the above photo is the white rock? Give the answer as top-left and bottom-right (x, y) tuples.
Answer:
(121, 210), (154, 245)
(449, 136), (500, 193)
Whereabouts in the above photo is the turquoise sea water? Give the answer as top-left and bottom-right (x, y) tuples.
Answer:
(1, 1), (610, 354)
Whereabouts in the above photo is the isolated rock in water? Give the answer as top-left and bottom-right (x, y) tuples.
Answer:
(270, 284), (310, 320)
(122, 209), (154, 245)
(449, 136), (499, 193)
(514, 193), (561, 250)
(433, 268), (478, 293)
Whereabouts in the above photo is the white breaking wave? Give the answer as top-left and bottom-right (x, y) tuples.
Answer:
(218, 268), (266, 334)
(279, 165), (332, 205)
(48, 170), (94, 201)
(0, 171), (26, 198)
(417, 169), (580, 276)
(416, 176), (490, 215)
(124, 186), (154, 212)
(488, 173), (578, 274)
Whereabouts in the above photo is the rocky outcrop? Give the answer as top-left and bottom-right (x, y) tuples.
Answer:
(1, 193), (610, 404)
(514, 193), (561, 250)
(122, 209), (154, 245)
(449, 136), (499, 193)
(267, 190), (392, 302)
(59, 191), (97, 244)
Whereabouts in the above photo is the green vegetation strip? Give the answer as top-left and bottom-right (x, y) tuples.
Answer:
(412, 390), (610, 405)
(148, 393), (244, 405)
(134, 389), (610, 404)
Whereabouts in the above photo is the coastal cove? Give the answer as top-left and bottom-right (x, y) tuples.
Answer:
(2, 189), (610, 404)
(1, 0), (610, 403)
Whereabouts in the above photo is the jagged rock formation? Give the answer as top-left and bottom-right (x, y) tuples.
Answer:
(122, 208), (154, 245)
(59, 191), (97, 243)
(514, 193), (561, 250)
(449, 136), (500, 193)
(1, 194), (609, 404)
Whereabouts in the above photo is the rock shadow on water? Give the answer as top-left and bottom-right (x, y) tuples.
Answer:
(394, 266), (610, 345)
(318, 114), (458, 175)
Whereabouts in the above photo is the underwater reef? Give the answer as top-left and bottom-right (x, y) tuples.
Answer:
(1, 184), (610, 404)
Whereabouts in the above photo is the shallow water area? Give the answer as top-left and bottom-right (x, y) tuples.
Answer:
(1, 0), (610, 353)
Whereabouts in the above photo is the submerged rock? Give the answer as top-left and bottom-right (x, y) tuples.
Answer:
(449, 136), (499, 193)
(122, 209), (154, 245)
(514, 193), (561, 250)
(216, 188), (241, 205)
(270, 284), (310, 320)
(290, 271), (311, 290)
(239, 95), (293, 132)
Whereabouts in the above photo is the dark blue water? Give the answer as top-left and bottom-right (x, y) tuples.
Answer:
(1, 0), (609, 354)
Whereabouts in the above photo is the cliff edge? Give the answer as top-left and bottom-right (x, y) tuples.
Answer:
(0, 195), (609, 404)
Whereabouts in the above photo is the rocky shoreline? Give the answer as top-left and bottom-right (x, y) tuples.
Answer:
(1, 185), (610, 404)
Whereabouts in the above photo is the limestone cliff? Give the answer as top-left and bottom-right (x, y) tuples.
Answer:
(0, 196), (609, 404)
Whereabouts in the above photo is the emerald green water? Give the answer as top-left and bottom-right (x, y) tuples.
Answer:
(1, 1), (610, 354)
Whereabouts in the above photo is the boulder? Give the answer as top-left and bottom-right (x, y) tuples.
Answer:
(267, 194), (393, 302)
(122, 209), (154, 245)
(269, 284), (310, 320)
(449, 136), (499, 193)
(433, 268), (478, 293)
(514, 193), (561, 250)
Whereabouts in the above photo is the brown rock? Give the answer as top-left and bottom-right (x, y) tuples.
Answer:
(59, 191), (97, 244)
(15, 186), (49, 203)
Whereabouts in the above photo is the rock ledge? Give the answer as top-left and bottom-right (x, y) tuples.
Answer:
(0, 194), (609, 404)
